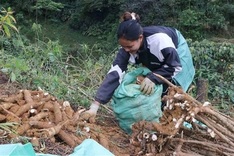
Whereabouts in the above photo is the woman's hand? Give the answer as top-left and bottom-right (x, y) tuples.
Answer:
(140, 77), (155, 95)
(80, 101), (100, 123)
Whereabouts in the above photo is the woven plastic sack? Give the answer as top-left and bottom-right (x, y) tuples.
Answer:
(111, 67), (163, 134)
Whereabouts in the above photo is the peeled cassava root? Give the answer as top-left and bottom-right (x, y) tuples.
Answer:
(0, 89), (105, 149)
(130, 74), (234, 156)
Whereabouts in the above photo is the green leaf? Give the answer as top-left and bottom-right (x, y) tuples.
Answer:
(4, 22), (19, 33)
(8, 15), (17, 23)
(2, 25), (10, 37)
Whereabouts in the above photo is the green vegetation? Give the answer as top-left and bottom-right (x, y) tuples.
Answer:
(189, 40), (234, 106)
(38, 21), (98, 46)
(0, 122), (18, 135)
(0, 33), (114, 106)
(0, 1), (234, 108)
(0, 7), (18, 37)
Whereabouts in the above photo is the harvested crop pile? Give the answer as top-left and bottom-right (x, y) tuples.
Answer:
(0, 87), (131, 155)
(0, 72), (234, 156)
(129, 74), (234, 155)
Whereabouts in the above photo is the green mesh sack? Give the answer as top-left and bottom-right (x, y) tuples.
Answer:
(111, 67), (163, 134)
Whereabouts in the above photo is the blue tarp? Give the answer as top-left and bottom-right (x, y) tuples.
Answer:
(0, 139), (114, 156)
(69, 139), (114, 156)
(0, 143), (36, 156)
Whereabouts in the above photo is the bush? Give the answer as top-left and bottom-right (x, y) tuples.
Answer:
(189, 39), (234, 105)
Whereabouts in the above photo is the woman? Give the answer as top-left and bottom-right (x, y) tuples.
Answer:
(82, 12), (195, 123)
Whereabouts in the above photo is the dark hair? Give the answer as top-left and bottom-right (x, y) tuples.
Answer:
(117, 12), (143, 41)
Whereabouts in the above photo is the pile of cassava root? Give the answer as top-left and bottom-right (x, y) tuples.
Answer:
(0, 89), (111, 154)
(1, 75), (234, 156)
(129, 74), (234, 156)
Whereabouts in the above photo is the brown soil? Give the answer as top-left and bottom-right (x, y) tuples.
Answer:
(0, 71), (234, 156)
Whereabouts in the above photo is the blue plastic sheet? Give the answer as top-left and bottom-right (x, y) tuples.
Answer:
(0, 139), (113, 156)
(183, 120), (207, 129)
(69, 139), (114, 156)
(0, 143), (36, 156)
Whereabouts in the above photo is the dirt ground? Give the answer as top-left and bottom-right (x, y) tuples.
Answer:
(0, 71), (234, 156)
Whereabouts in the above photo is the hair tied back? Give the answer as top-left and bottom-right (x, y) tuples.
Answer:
(131, 12), (136, 20)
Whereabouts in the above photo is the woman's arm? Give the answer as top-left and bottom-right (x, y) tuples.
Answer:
(95, 48), (130, 104)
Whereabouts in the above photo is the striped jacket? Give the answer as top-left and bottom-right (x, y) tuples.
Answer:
(95, 26), (194, 104)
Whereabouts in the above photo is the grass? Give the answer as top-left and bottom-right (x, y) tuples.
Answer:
(20, 18), (98, 49)
(41, 20), (96, 46)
